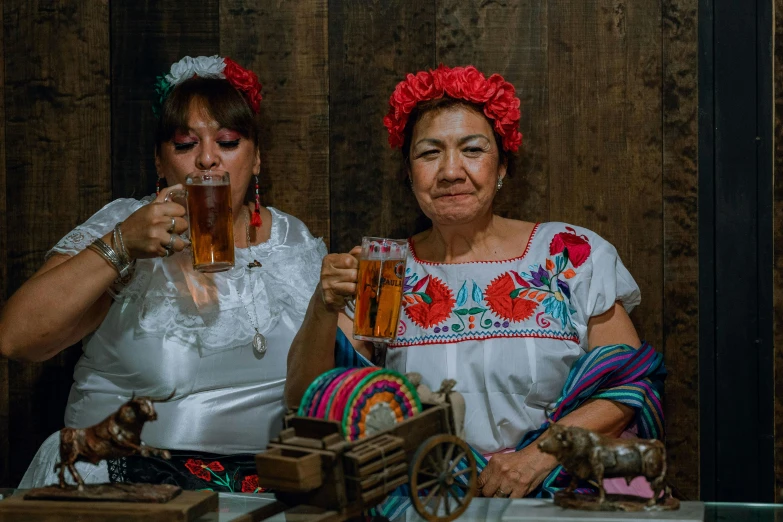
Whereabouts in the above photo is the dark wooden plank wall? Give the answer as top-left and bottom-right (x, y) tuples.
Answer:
(0, 0), (7, 490)
(1, 0), (110, 485)
(774, 0), (783, 504)
(662, 0), (700, 501)
(0, 0), (704, 495)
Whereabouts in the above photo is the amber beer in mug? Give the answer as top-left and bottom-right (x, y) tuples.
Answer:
(353, 237), (408, 343)
(166, 170), (235, 273)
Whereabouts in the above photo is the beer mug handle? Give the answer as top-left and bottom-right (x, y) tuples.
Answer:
(163, 189), (187, 204)
(163, 189), (190, 242)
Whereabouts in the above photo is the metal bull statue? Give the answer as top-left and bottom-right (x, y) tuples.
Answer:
(538, 424), (673, 508)
(55, 391), (175, 490)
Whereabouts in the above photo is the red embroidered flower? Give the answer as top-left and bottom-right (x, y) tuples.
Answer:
(241, 474), (260, 493)
(206, 461), (224, 472)
(484, 273), (538, 323)
(383, 65), (523, 152)
(549, 227), (591, 268)
(184, 459), (211, 481)
(404, 276), (456, 329)
(223, 57), (263, 114)
(184, 459), (224, 482)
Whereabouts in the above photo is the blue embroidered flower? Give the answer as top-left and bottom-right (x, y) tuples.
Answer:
(543, 293), (576, 329)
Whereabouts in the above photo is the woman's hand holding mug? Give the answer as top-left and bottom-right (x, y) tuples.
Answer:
(318, 246), (361, 314)
(119, 184), (190, 260)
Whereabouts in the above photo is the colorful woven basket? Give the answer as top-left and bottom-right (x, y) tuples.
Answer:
(298, 367), (422, 441)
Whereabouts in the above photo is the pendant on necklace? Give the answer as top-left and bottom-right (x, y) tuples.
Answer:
(253, 331), (267, 355)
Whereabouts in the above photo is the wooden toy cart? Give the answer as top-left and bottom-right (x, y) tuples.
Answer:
(255, 401), (477, 522)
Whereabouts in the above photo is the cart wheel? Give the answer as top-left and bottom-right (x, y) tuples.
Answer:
(409, 434), (477, 522)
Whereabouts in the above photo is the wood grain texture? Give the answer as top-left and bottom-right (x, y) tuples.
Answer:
(775, 0), (783, 503)
(662, 0), (699, 501)
(3, 0), (110, 485)
(328, 0), (436, 253)
(436, 0), (550, 224)
(220, 0), (331, 243)
(547, 0), (663, 346)
(110, 0), (219, 199)
(0, 0), (7, 487)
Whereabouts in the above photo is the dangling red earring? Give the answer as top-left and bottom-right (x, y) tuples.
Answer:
(156, 177), (162, 195)
(251, 174), (262, 228)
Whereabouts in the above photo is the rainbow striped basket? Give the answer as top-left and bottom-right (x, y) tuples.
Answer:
(298, 367), (423, 441)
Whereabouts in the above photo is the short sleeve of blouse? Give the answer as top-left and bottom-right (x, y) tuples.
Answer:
(566, 227), (641, 328)
(47, 198), (148, 260)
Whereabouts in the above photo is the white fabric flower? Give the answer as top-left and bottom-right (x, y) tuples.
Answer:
(165, 55), (226, 86)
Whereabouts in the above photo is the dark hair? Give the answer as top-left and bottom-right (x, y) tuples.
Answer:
(154, 77), (259, 154)
(399, 97), (516, 182)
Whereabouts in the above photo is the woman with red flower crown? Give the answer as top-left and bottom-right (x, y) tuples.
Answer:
(4, 56), (326, 492)
(287, 65), (666, 501)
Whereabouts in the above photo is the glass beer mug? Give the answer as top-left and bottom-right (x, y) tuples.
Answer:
(353, 237), (408, 343)
(165, 170), (235, 273)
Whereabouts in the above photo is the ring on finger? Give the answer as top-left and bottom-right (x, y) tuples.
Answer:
(167, 216), (176, 234)
(166, 233), (176, 250)
(494, 488), (510, 498)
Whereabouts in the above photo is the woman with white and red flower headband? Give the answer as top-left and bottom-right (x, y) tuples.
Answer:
(287, 65), (666, 504)
(7, 56), (326, 492)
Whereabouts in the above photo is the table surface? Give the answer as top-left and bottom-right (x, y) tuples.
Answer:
(195, 494), (783, 522)
(4, 489), (783, 522)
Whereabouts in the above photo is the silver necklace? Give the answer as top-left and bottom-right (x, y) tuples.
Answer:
(242, 207), (267, 355)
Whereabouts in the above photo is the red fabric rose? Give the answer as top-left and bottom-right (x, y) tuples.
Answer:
(383, 64), (522, 153)
(549, 227), (592, 268)
(484, 273), (538, 323)
(184, 459), (211, 481)
(404, 276), (455, 329)
(223, 57), (263, 114)
(241, 474), (260, 493)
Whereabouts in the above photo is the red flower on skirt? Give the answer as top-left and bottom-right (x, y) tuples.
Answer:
(241, 474), (261, 493)
(484, 273), (538, 323)
(184, 459), (224, 482)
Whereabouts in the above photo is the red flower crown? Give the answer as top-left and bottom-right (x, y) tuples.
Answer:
(383, 65), (523, 153)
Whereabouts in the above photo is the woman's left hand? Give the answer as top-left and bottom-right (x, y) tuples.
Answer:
(477, 443), (558, 498)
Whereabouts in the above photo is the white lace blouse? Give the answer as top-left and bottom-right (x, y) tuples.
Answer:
(44, 196), (326, 452)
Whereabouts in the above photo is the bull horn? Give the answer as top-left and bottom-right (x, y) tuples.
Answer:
(130, 391), (136, 401)
(150, 389), (177, 403)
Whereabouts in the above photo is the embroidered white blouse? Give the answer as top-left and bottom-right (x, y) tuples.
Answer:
(385, 222), (640, 455)
(26, 196), (326, 465)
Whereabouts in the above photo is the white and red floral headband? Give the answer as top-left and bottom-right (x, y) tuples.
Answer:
(383, 65), (523, 153)
(153, 55), (262, 117)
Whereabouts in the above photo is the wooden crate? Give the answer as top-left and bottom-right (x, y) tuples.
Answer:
(256, 447), (323, 491)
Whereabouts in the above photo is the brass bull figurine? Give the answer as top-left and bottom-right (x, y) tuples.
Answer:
(538, 424), (671, 507)
(55, 391), (174, 490)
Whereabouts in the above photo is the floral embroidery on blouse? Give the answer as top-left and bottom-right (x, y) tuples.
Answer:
(401, 274), (455, 328)
(392, 226), (592, 347)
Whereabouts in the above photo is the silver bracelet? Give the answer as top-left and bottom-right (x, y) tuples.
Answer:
(87, 238), (132, 279)
(113, 222), (130, 264)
